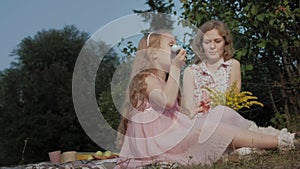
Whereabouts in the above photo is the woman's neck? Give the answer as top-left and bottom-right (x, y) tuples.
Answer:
(204, 57), (224, 74)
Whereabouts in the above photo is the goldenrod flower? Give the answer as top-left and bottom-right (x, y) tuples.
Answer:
(202, 81), (263, 111)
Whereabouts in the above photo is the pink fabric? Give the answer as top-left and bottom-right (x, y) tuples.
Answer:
(115, 66), (252, 168)
(115, 105), (252, 168)
(115, 106), (250, 168)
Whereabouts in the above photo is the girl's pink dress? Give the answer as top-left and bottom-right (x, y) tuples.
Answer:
(114, 60), (253, 168)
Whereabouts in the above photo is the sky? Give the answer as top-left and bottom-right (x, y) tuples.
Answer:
(0, 0), (150, 71)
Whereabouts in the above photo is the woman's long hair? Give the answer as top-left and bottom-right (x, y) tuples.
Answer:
(192, 20), (234, 64)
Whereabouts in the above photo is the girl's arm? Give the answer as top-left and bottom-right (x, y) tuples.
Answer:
(145, 49), (186, 109)
(230, 59), (242, 92)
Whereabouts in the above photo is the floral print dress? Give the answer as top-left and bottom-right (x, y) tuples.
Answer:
(190, 59), (232, 104)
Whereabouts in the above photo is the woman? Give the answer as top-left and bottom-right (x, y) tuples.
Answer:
(182, 20), (297, 155)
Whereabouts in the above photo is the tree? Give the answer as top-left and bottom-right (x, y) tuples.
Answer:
(134, 0), (175, 32)
(0, 25), (113, 165)
(78, 39), (121, 149)
(0, 68), (25, 165)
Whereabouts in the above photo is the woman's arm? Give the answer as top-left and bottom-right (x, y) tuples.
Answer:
(230, 59), (242, 92)
(181, 66), (198, 118)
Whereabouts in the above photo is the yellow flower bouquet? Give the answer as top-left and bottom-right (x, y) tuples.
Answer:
(202, 82), (263, 111)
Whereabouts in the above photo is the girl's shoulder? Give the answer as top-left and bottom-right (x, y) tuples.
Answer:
(145, 73), (159, 81)
(145, 73), (165, 86)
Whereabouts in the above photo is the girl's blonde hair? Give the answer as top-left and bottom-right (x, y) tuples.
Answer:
(192, 20), (234, 64)
(116, 31), (171, 148)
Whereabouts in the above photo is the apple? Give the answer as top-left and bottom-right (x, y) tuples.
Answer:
(95, 150), (103, 156)
(103, 150), (112, 157)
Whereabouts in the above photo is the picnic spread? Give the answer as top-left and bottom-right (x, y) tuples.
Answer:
(0, 151), (118, 169)
(0, 159), (116, 169)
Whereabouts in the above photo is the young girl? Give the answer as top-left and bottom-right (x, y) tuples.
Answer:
(182, 20), (297, 156)
(115, 31), (194, 168)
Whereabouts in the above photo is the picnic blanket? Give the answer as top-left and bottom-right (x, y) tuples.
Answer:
(0, 159), (117, 169)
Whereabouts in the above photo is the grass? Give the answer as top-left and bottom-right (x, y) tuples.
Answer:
(121, 149), (300, 169)
(7, 149), (300, 169)
(180, 149), (300, 169)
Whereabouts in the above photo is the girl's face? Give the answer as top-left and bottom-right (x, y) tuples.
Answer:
(155, 33), (176, 71)
(202, 29), (225, 62)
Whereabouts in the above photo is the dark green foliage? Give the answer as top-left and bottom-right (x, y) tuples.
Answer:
(95, 42), (121, 130)
(180, 0), (300, 129)
(0, 26), (109, 165)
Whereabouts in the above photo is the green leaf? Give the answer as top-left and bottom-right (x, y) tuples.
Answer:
(246, 64), (253, 71)
(251, 5), (259, 15)
(257, 40), (266, 48)
(224, 11), (232, 16)
(234, 50), (243, 60)
(256, 14), (265, 21)
(246, 75), (252, 80)
(273, 39), (279, 46)
(241, 66), (246, 79)
(282, 40), (288, 48)
(280, 23), (285, 31)
(269, 19), (275, 25)
(293, 40), (300, 47)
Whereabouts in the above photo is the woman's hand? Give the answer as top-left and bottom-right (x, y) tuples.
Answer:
(198, 98), (211, 113)
(198, 90), (211, 113)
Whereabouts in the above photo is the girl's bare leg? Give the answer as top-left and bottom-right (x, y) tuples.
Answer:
(231, 129), (278, 149)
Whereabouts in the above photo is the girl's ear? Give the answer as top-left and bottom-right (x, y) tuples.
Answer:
(152, 54), (159, 67)
(150, 50), (158, 60)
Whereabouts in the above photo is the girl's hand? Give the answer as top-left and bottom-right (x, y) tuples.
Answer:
(171, 48), (186, 68)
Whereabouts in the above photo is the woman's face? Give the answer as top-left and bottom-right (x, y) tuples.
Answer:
(202, 29), (225, 62)
(155, 33), (176, 71)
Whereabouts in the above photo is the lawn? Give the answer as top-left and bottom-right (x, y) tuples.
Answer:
(180, 149), (300, 169)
